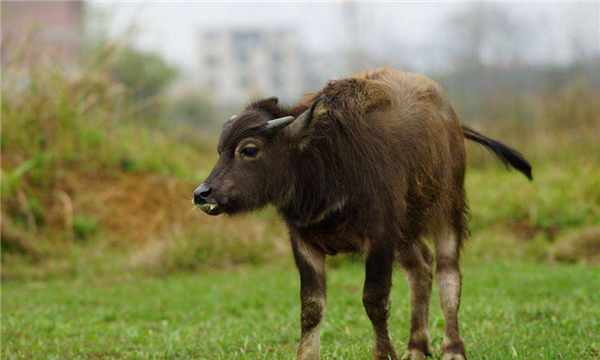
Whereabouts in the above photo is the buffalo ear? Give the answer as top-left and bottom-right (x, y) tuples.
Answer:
(286, 95), (327, 147)
(250, 97), (279, 113)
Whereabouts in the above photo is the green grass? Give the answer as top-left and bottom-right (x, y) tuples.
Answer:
(2, 262), (598, 359)
(466, 161), (600, 233)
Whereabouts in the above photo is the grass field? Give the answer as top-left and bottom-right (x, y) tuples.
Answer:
(2, 262), (598, 360)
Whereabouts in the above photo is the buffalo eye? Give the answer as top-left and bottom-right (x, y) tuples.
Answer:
(241, 147), (259, 158)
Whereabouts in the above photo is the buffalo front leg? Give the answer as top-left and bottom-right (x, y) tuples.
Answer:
(291, 234), (326, 360)
(363, 247), (399, 360)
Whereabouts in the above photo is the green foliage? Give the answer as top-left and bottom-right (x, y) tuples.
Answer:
(107, 46), (178, 112)
(73, 216), (102, 242)
(2, 263), (598, 359)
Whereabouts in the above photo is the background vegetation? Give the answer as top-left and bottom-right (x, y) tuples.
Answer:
(2, 38), (598, 279)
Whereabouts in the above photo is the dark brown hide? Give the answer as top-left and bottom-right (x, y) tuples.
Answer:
(197, 68), (532, 360)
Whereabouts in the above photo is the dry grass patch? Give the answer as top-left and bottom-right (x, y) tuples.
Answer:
(549, 226), (600, 265)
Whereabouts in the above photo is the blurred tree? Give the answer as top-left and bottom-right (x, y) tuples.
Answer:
(445, 3), (526, 70)
(82, 6), (179, 125)
(107, 47), (178, 108)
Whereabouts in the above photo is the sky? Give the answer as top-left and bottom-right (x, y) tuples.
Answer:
(92, 1), (600, 73)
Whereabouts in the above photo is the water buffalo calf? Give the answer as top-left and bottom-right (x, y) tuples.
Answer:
(194, 68), (532, 360)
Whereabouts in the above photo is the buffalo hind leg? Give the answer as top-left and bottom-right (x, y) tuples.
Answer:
(435, 228), (466, 360)
(292, 233), (327, 360)
(363, 246), (399, 360)
(399, 242), (434, 360)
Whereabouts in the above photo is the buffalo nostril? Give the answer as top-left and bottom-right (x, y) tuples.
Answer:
(193, 183), (212, 204)
(199, 188), (212, 198)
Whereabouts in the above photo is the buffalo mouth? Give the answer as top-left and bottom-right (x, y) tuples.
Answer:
(196, 202), (225, 216)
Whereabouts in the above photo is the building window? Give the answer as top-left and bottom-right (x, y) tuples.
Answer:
(206, 56), (218, 68)
(204, 31), (217, 40)
(272, 51), (282, 65)
(235, 49), (248, 63)
(208, 78), (217, 91)
(239, 76), (249, 89)
(272, 74), (282, 89)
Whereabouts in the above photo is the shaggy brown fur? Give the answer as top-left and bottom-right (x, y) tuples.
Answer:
(194, 68), (532, 360)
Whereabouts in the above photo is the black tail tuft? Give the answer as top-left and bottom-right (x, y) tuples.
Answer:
(462, 124), (533, 180)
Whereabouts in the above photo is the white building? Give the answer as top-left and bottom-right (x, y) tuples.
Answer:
(197, 28), (304, 106)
